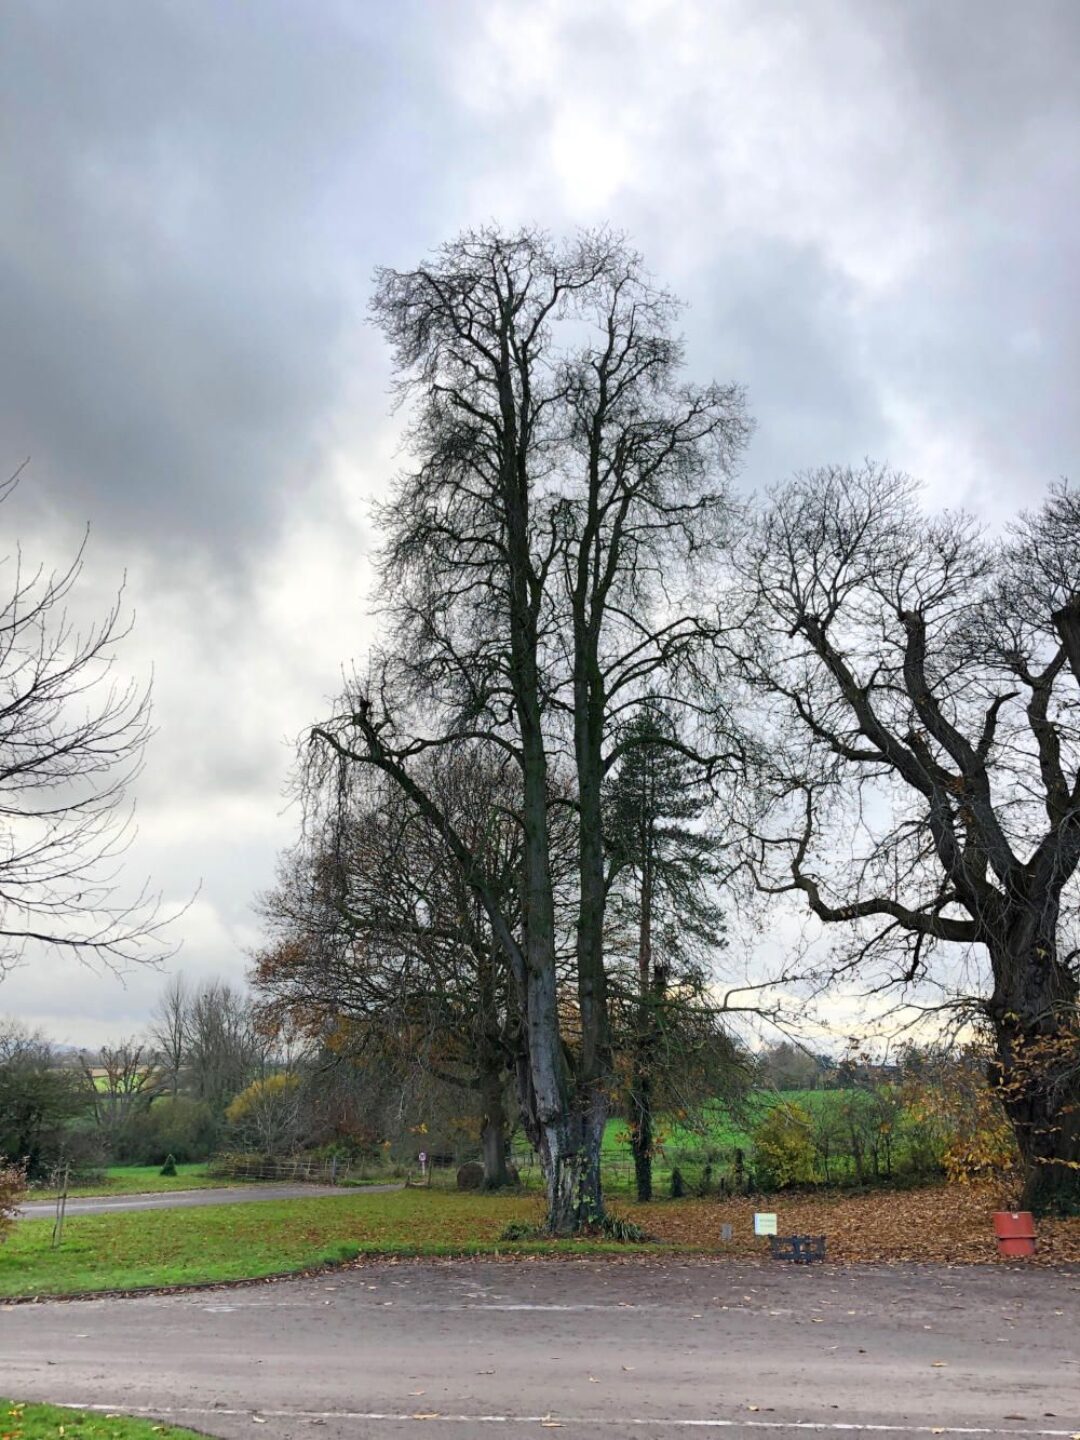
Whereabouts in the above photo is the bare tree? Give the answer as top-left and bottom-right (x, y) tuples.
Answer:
(0, 467), (172, 977)
(738, 466), (1080, 1211)
(309, 227), (749, 1231)
(184, 980), (265, 1113)
(255, 747), (529, 1187)
(150, 973), (189, 1096)
(80, 1038), (165, 1149)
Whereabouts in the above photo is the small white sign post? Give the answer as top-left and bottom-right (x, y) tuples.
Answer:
(418, 1150), (428, 1184)
(753, 1212), (778, 1237)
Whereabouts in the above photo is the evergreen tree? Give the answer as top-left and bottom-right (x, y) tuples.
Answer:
(604, 701), (739, 1201)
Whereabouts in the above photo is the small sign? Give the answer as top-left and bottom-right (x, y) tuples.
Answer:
(753, 1212), (778, 1236)
(720, 1223), (733, 1242)
(418, 1151), (428, 1171)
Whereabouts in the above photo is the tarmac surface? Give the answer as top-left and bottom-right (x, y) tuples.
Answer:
(18, 1185), (402, 1219)
(2, 1256), (1078, 1440)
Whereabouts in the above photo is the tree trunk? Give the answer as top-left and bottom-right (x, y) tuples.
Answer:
(630, 1065), (653, 1203)
(989, 915), (1080, 1215)
(630, 855), (656, 1204)
(479, 1069), (512, 1189)
(992, 1012), (1080, 1215)
(540, 1094), (607, 1235)
(571, 686), (613, 1227)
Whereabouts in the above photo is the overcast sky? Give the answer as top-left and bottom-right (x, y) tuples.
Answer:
(1, 0), (1078, 1045)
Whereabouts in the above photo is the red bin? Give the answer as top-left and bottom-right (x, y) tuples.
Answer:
(993, 1210), (1036, 1257)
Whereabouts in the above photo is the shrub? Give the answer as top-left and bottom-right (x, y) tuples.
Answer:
(751, 1101), (816, 1188)
(50, 1126), (109, 1185)
(159, 1153), (178, 1176)
(903, 1056), (1019, 1187)
(0, 1158), (26, 1242)
(669, 1165), (686, 1198)
(118, 1097), (219, 1165)
(499, 1220), (542, 1242)
(226, 1073), (303, 1154)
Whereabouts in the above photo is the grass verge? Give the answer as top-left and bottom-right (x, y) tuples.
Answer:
(0, 1189), (660, 1297)
(0, 1400), (206, 1440)
(4, 1183), (1079, 1301)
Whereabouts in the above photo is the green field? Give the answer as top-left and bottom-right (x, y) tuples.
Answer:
(550, 1089), (845, 1193)
(0, 1399), (205, 1440)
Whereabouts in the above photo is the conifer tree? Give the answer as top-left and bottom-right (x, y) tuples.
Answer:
(604, 701), (738, 1201)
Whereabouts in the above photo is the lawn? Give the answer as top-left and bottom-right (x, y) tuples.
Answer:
(0, 1400), (204, 1440)
(0, 1188), (638, 1297)
(29, 1165), (225, 1201)
(4, 1179), (1080, 1300)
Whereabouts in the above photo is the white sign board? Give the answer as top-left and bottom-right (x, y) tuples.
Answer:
(753, 1212), (778, 1236)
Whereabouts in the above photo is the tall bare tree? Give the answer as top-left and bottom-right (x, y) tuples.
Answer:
(309, 227), (749, 1231)
(0, 468), (171, 977)
(738, 467), (1080, 1211)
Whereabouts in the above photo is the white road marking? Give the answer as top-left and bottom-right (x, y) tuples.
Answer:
(456, 1302), (656, 1311)
(59, 1404), (1080, 1437)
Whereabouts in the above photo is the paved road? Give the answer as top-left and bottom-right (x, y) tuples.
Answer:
(18, 1184), (402, 1219)
(3, 1258), (1078, 1440)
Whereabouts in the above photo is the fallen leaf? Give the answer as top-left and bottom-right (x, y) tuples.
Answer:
(931, 1362), (948, 1368)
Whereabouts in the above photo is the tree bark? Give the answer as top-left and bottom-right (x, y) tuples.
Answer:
(479, 1068), (512, 1189)
(630, 1060), (654, 1203)
(539, 1103), (607, 1234)
(989, 914), (1080, 1214)
(630, 852), (656, 1204)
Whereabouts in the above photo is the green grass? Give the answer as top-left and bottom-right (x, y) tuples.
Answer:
(0, 1188), (660, 1297)
(0, 1400), (206, 1440)
(29, 1165), (224, 1201)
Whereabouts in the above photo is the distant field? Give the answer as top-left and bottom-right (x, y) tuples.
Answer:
(600, 1088), (834, 1155)
(504, 1089), (849, 1193)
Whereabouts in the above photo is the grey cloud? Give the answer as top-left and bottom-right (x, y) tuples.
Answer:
(2, 0), (1077, 1041)
(0, 1), (474, 566)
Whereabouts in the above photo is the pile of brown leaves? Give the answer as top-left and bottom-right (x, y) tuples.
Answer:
(634, 1183), (1080, 1265)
